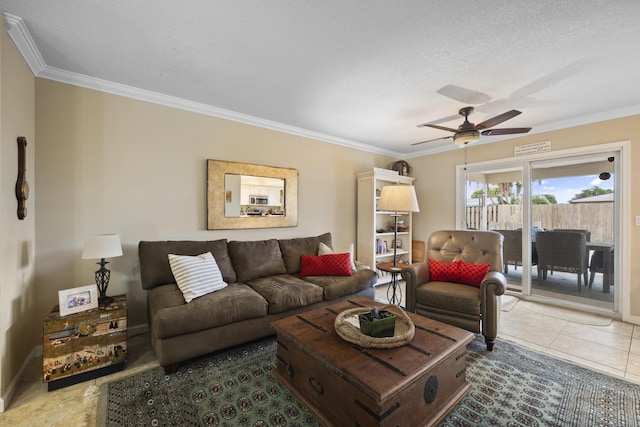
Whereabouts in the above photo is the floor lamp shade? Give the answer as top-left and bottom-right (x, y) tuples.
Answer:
(377, 185), (420, 213)
(82, 234), (123, 304)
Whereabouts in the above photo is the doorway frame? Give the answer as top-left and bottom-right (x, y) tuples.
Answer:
(455, 141), (631, 320)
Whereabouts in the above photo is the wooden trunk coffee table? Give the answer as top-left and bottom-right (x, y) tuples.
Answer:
(272, 297), (474, 427)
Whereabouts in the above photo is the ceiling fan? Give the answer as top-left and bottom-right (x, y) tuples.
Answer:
(412, 106), (531, 146)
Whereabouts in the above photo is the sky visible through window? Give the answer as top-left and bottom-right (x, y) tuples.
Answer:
(467, 174), (614, 204)
(532, 175), (614, 204)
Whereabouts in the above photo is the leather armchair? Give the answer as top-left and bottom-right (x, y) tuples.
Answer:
(401, 230), (506, 351)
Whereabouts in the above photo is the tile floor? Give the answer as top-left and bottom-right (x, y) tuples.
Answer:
(375, 282), (640, 383)
(1, 289), (639, 425)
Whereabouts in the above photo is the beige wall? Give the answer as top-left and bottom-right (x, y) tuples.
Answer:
(0, 20), (36, 405)
(34, 79), (394, 330)
(408, 116), (640, 317)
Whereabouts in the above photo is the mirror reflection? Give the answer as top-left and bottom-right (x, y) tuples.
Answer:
(207, 159), (298, 230)
(224, 174), (285, 217)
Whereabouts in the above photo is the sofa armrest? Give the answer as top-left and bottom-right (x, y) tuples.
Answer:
(354, 260), (370, 271)
(401, 262), (429, 312)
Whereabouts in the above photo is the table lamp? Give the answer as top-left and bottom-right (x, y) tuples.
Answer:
(377, 185), (420, 268)
(82, 234), (123, 304)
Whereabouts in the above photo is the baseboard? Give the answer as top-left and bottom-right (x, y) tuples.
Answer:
(0, 345), (40, 413)
(625, 313), (640, 325)
(0, 322), (149, 413)
(128, 323), (149, 337)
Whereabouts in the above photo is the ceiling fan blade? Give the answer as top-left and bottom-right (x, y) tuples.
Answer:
(475, 110), (522, 130)
(416, 113), (461, 127)
(511, 58), (592, 99)
(480, 127), (532, 136)
(416, 123), (458, 132)
(436, 85), (492, 104)
(411, 135), (453, 146)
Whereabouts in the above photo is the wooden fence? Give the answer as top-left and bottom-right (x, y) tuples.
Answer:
(466, 203), (614, 243)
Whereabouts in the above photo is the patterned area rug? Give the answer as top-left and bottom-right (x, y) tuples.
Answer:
(98, 335), (640, 427)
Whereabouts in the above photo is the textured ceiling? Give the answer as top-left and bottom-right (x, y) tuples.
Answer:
(1, 1), (640, 157)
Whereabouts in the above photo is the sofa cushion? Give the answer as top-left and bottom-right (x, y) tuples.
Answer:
(139, 240), (236, 289)
(427, 258), (489, 288)
(247, 274), (323, 314)
(300, 253), (352, 278)
(302, 268), (377, 301)
(168, 252), (228, 302)
(318, 241), (357, 271)
(415, 281), (481, 316)
(458, 260), (490, 288)
(228, 239), (287, 283)
(148, 283), (268, 339)
(279, 232), (332, 274)
(428, 259), (460, 282)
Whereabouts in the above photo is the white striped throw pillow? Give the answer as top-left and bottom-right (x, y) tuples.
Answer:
(168, 252), (228, 303)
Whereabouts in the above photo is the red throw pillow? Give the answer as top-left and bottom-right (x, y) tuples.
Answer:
(428, 259), (460, 282)
(458, 261), (490, 288)
(299, 253), (353, 278)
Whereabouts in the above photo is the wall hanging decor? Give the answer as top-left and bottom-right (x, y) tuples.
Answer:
(207, 159), (298, 230)
(16, 136), (29, 219)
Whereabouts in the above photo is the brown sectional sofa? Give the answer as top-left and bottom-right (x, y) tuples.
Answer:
(139, 232), (377, 372)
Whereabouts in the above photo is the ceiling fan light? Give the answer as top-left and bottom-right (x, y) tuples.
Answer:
(454, 130), (480, 146)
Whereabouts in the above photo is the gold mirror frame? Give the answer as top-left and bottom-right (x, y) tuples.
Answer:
(207, 159), (298, 229)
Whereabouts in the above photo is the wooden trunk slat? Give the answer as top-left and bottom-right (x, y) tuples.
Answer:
(43, 295), (128, 384)
(272, 297), (474, 427)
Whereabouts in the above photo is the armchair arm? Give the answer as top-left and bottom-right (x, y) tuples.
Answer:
(480, 270), (507, 342)
(480, 271), (507, 297)
(401, 262), (429, 312)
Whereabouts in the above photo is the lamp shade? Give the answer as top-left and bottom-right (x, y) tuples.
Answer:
(81, 234), (123, 259)
(377, 185), (420, 212)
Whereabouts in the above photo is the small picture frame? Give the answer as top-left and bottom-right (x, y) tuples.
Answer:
(393, 239), (402, 248)
(58, 285), (99, 316)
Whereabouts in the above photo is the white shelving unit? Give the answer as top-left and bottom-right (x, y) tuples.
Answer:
(357, 169), (415, 285)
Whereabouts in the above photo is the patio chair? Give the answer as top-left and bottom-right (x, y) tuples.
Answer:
(535, 230), (588, 291)
(551, 229), (590, 276)
(401, 230), (506, 351)
(553, 229), (591, 242)
(494, 229), (522, 273)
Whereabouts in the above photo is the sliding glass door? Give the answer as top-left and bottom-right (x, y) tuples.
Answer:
(458, 148), (619, 313)
(530, 153), (616, 310)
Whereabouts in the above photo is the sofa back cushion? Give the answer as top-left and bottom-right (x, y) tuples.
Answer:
(278, 232), (333, 274)
(228, 239), (287, 283)
(139, 240), (236, 290)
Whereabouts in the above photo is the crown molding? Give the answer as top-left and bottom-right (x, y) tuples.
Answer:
(2, 12), (46, 74)
(2, 12), (402, 158)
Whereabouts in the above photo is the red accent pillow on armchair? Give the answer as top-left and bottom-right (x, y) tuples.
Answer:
(458, 261), (490, 288)
(428, 259), (460, 282)
(300, 253), (353, 278)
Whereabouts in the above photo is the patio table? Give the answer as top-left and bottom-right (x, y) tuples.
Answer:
(587, 242), (614, 293)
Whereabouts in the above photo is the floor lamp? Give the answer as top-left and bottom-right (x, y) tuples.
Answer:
(377, 184), (420, 268)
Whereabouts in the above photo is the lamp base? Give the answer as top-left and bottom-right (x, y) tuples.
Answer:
(95, 259), (113, 306)
(98, 295), (114, 306)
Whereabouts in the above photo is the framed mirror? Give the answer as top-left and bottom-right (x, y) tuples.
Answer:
(207, 159), (298, 229)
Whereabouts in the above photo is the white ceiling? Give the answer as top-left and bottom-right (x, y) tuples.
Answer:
(2, 1), (640, 158)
